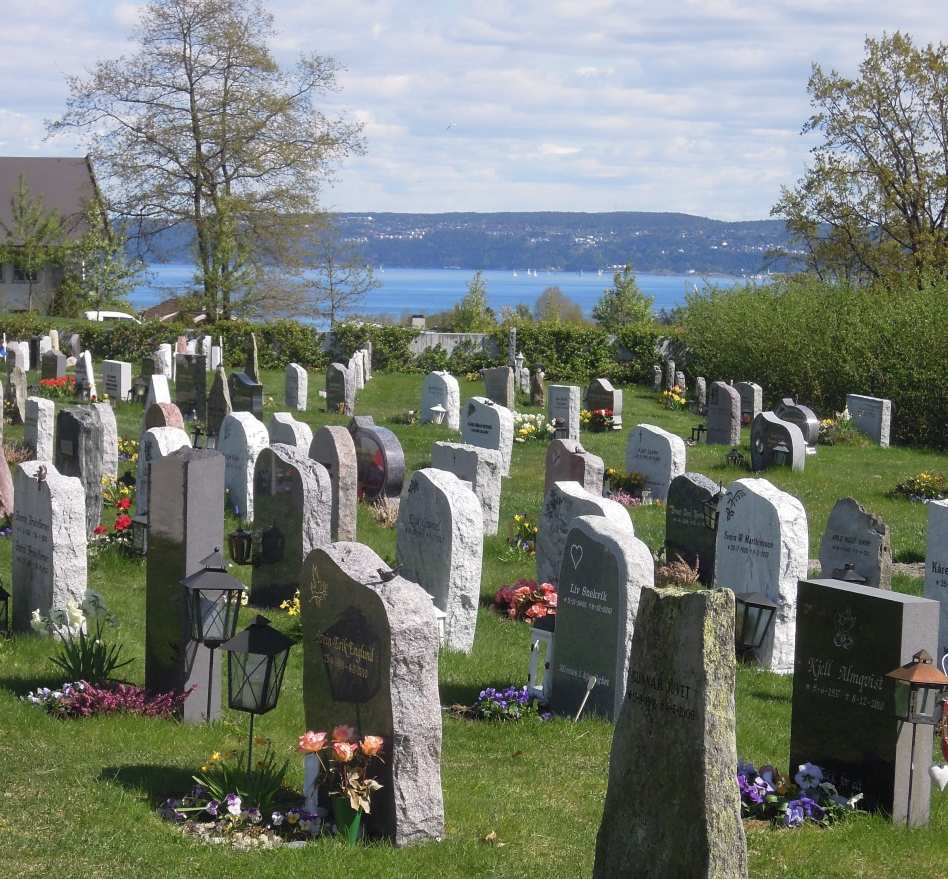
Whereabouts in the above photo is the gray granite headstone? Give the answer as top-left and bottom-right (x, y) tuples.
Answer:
(348, 416), (405, 504)
(25, 396), (55, 462)
(326, 362), (354, 416)
(537, 481), (632, 585)
(750, 411), (806, 472)
(397, 468), (484, 652)
(206, 367), (232, 438)
(77, 351), (97, 400)
(695, 376), (707, 413)
(593, 586), (747, 879)
(55, 406), (104, 536)
(790, 578), (939, 826)
(664, 359), (676, 391)
(144, 373), (171, 411)
(145, 448), (225, 723)
(420, 371), (460, 431)
(430, 441), (503, 537)
(250, 445), (332, 607)
(135, 426), (192, 516)
(219, 412), (269, 521)
(819, 497), (892, 589)
(530, 368), (545, 407)
(652, 364), (663, 391)
(300, 542), (444, 845)
(714, 477), (808, 674)
(665, 472), (723, 585)
(92, 402), (119, 480)
(625, 423), (687, 502)
(155, 343), (173, 379)
(483, 365), (515, 409)
(285, 363), (308, 412)
(544, 438), (604, 496)
(9, 366), (26, 424)
(461, 396), (514, 477)
(41, 350), (66, 380)
(585, 378), (623, 429)
(547, 384), (580, 441)
(925, 501), (948, 661)
(550, 515), (653, 721)
(11, 461), (87, 632)
(846, 394), (892, 448)
(675, 370), (687, 393)
(706, 381), (741, 446)
(735, 381), (762, 425)
(310, 425), (358, 542)
(268, 412), (313, 455)
(245, 332), (259, 382)
(102, 360), (132, 402)
(49, 328), (59, 352)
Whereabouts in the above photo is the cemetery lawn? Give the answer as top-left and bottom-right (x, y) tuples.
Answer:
(1, 369), (946, 879)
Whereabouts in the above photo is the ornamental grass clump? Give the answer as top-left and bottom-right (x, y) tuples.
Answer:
(737, 760), (863, 828)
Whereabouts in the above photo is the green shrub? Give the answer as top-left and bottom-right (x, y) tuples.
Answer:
(494, 323), (613, 383)
(683, 275), (948, 449)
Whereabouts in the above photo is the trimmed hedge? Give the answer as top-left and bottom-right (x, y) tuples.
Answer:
(682, 276), (948, 450)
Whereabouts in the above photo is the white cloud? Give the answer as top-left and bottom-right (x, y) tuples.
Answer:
(1, 1), (946, 218)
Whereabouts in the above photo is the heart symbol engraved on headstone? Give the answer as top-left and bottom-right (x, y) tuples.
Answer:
(569, 543), (583, 570)
(930, 763), (948, 792)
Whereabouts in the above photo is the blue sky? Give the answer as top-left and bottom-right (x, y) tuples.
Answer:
(2, 1), (946, 219)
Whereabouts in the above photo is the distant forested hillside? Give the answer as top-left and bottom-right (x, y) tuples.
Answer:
(132, 211), (796, 274)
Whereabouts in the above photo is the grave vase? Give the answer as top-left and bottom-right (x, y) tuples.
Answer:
(332, 797), (364, 845)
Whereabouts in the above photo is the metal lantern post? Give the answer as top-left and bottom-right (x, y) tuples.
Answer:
(219, 615), (294, 773)
(734, 592), (779, 662)
(885, 650), (948, 826)
(228, 509), (257, 567)
(181, 548), (247, 722)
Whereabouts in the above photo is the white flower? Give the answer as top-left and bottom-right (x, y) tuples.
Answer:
(794, 762), (823, 790)
(30, 609), (46, 634)
(65, 599), (85, 630)
(271, 812), (284, 827)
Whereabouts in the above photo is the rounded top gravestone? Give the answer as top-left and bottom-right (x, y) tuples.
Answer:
(665, 472), (724, 586)
(135, 426), (192, 516)
(145, 401), (186, 431)
(420, 371), (460, 431)
(544, 438), (604, 496)
(218, 411), (269, 522)
(460, 396), (514, 477)
(625, 423), (687, 503)
(750, 411), (806, 473)
(310, 425), (358, 542)
(396, 468), (484, 653)
(348, 417), (405, 503)
(268, 412), (314, 455)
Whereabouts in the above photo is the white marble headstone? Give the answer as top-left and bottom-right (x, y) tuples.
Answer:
(461, 396), (514, 477)
(421, 371), (460, 431)
(625, 424), (686, 503)
(218, 411), (270, 522)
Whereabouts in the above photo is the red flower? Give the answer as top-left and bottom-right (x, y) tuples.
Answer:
(114, 514), (132, 532)
(116, 497), (131, 511)
(93, 525), (108, 536)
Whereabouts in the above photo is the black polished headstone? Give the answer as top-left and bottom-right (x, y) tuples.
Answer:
(174, 353), (208, 422)
(790, 578), (939, 826)
(54, 406), (104, 536)
(775, 397), (820, 447)
(228, 371), (263, 419)
(41, 350), (67, 380)
(348, 417), (405, 503)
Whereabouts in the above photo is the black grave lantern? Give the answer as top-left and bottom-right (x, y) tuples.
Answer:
(0, 581), (9, 636)
(886, 649), (948, 727)
(181, 548), (246, 722)
(130, 514), (149, 557)
(832, 562), (868, 586)
(190, 422), (206, 449)
(726, 448), (745, 468)
(220, 615), (294, 771)
(734, 592), (778, 661)
(228, 521), (257, 567)
(690, 424), (707, 444)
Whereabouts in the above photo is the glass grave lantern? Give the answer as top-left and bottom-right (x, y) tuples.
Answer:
(726, 447), (746, 468)
(220, 615), (294, 771)
(181, 548), (246, 722)
(734, 592), (778, 662)
(428, 403), (447, 425)
(886, 649), (948, 824)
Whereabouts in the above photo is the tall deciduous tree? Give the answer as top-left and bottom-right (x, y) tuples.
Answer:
(592, 264), (653, 331)
(49, 0), (363, 318)
(299, 224), (380, 325)
(773, 32), (948, 283)
(0, 175), (65, 313)
(451, 271), (496, 332)
(534, 286), (584, 323)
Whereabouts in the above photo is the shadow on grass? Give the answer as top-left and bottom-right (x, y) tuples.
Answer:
(0, 672), (68, 698)
(746, 689), (791, 704)
(99, 764), (195, 803)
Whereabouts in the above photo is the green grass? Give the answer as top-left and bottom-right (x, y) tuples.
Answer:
(1, 368), (946, 878)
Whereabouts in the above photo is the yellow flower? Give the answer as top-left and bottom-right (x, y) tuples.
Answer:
(210, 751), (223, 762)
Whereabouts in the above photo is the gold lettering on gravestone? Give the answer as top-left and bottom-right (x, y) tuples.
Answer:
(319, 634), (377, 680)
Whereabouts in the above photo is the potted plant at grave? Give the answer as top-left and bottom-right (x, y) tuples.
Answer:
(298, 726), (385, 844)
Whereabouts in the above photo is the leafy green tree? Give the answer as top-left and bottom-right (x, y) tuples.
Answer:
(773, 32), (948, 283)
(55, 202), (144, 317)
(50, 0), (363, 319)
(0, 175), (65, 312)
(534, 286), (584, 323)
(451, 271), (496, 332)
(592, 264), (653, 330)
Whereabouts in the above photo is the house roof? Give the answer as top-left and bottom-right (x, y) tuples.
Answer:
(0, 156), (100, 242)
(141, 296), (208, 323)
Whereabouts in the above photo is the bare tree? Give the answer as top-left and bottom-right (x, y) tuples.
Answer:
(49, 0), (363, 318)
(299, 225), (380, 325)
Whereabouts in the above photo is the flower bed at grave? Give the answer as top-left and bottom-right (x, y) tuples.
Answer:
(659, 385), (688, 410)
(579, 407), (615, 432)
(25, 680), (186, 718)
(604, 468), (647, 508)
(497, 513), (538, 559)
(817, 412), (870, 447)
(889, 470), (947, 502)
(451, 685), (551, 722)
(513, 412), (556, 443)
(492, 579), (557, 622)
(38, 375), (76, 400)
(737, 760), (863, 828)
